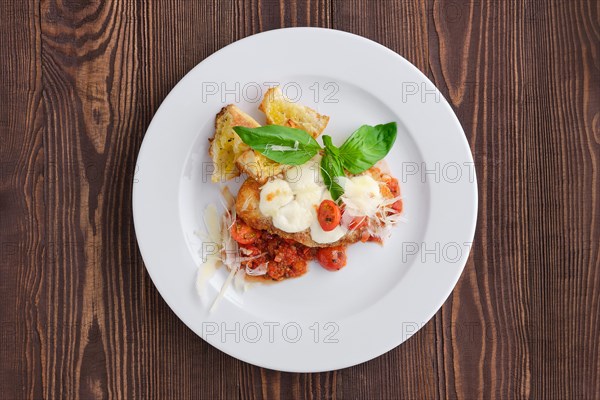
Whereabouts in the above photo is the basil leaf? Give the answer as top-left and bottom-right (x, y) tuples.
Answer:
(321, 135), (340, 156)
(320, 148), (345, 201)
(338, 122), (397, 174)
(233, 125), (322, 165)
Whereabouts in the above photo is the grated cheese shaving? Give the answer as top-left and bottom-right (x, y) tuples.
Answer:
(233, 268), (248, 292)
(209, 265), (238, 313)
(196, 256), (220, 296)
(246, 262), (268, 276)
(265, 141), (299, 152)
(203, 204), (222, 243)
(221, 186), (236, 210)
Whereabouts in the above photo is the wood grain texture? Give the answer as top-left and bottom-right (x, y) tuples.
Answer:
(0, 1), (44, 399)
(0, 0), (598, 399)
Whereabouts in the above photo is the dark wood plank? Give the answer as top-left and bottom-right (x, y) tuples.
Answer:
(36, 1), (239, 399)
(426, 0), (600, 399)
(236, 0), (332, 36)
(1, 0), (599, 399)
(0, 1), (44, 399)
(332, 0), (430, 72)
(519, 1), (600, 397)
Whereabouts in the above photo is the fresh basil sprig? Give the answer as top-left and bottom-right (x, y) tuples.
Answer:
(233, 122), (397, 200)
(320, 135), (345, 200)
(338, 122), (397, 174)
(233, 125), (321, 165)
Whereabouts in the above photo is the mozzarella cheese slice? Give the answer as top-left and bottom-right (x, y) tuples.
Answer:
(295, 185), (323, 213)
(285, 157), (323, 192)
(272, 201), (313, 233)
(259, 179), (294, 217)
(309, 218), (347, 244)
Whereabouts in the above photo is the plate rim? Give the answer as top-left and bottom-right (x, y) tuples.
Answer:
(132, 27), (478, 372)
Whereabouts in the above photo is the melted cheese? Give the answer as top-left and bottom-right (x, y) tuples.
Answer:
(258, 158), (384, 244)
(295, 185), (323, 212)
(272, 201), (313, 232)
(309, 218), (347, 244)
(259, 179), (294, 217)
(339, 175), (383, 216)
(285, 157), (323, 192)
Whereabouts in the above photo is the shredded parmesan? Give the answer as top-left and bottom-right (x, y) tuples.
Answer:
(338, 178), (405, 242)
(240, 195), (253, 212)
(368, 195), (405, 240)
(233, 268), (247, 292)
(221, 186), (236, 210)
(202, 193), (272, 312)
(265, 141), (299, 152)
(246, 262), (268, 276)
(196, 256), (220, 296)
(203, 204), (222, 243)
(221, 211), (240, 271)
(209, 265), (238, 313)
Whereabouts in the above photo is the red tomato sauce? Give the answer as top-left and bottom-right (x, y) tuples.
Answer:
(239, 228), (316, 281)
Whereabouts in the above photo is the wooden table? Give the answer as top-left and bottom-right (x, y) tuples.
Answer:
(1, 1), (598, 398)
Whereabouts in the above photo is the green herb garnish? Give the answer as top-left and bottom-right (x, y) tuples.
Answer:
(320, 138), (345, 200)
(338, 123), (397, 174)
(233, 125), (321, 165)
(233, 122), (397, 200)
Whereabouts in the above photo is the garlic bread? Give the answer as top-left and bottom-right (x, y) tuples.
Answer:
(208, 105), (260, 182)
(259, 87), (329, 138)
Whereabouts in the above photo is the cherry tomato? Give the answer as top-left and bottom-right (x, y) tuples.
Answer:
(317, 200), (341, 232)
(317, 246), (347, 271)
(230, 219), (257, 245)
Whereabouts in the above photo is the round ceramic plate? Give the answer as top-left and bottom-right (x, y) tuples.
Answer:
(133, 28), (477, 372)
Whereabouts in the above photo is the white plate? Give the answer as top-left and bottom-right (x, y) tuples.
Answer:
(133, 28), (477, 372)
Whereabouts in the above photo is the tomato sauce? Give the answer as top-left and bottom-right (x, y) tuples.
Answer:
(240, 228), (315, 281)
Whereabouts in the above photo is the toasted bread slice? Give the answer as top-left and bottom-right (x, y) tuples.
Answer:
(259, 87), (329, 138)
(236, 88), (330, 183)
(235, 178), (362, 248)
(208, 105), (260, 182)
(235, 150), (290, 183)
